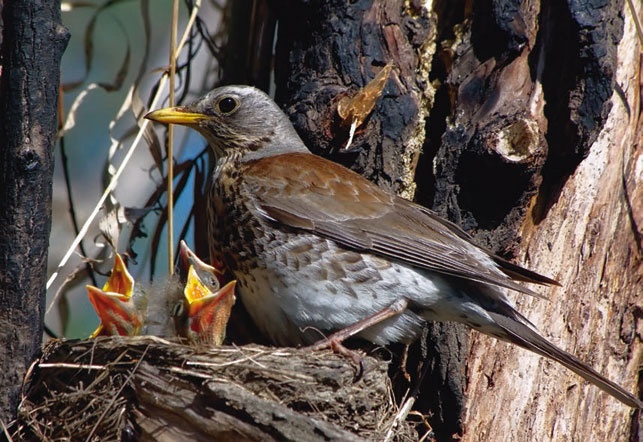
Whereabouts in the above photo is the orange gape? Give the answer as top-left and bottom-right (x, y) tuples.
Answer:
(175, 240), (236, 346)
(86, 243), (236, 346)
(86, 253), (144, 337)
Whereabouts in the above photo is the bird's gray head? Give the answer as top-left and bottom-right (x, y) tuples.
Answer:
(145, 85), (308, 159)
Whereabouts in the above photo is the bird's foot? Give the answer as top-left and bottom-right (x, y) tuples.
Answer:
(304, 299), (409, 380)
(305, 337), (365, 379)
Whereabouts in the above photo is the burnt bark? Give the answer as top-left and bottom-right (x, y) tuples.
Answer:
(461, 1), (641, 438)
(270, 0), (641, 440)
(274, 0), (433, 199)
(271, 2), (468, 437)
(0, 0), (68, 423)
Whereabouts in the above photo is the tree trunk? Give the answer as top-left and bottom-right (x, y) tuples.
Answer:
(463, 4), (642, 439)
(0, 0), (68, 423)
(272, 0), (641, 440)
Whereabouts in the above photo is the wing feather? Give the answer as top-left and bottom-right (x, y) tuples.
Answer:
(243, 153), (557, 296)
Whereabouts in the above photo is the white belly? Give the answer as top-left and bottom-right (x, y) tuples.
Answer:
(233, 236), (456, 346)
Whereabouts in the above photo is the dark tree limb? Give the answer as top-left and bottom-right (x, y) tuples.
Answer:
(0, 0), (69, 423)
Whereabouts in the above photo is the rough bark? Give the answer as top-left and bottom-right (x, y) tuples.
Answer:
(0, 0), (68, 423)
(463, 3), (642, 439)
(272, 0), (641, 440)
(275, 0), (434, 200)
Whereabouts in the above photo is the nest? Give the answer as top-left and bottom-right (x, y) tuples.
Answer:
(12, 337), (418, 441)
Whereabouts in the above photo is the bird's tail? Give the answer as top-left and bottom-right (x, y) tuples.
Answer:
(485, 308), (642, 409)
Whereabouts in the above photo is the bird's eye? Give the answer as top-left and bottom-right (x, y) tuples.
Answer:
(172, 301), (185, 319)
(217, 96), (238, 114)
(207, 276), (220, 291)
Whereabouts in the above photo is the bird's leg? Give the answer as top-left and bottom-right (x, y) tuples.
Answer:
(304, 299), (408, 377)
(308, 298), (408, 348)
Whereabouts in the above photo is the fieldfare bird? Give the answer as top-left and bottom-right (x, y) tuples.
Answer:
(86, 253), (146, 337)
(145, 85), (642, 408)
(174, 240), (236, 346)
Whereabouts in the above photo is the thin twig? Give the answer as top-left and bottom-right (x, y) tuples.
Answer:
(57, 84), (98, 288)
(383, 393), (415, 442)
(0, 417), (13, 442)
(38, 363), (106, 370)
(167, 0), (180, 275)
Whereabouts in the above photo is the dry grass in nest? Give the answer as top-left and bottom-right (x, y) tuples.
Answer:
(11, 336), (418, 441)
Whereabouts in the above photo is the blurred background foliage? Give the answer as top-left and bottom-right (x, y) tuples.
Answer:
(50, 0), (229, 338)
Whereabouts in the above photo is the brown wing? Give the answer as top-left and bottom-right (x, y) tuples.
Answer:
(242, 152), (557, 296)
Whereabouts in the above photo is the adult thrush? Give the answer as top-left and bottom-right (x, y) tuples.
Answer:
(146, 85), (641, 408)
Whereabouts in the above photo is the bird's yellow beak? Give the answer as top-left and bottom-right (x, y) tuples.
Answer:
(179, 240), (223, 287)
(145, 106), (206, 125)
(103, 253), (134, 298)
